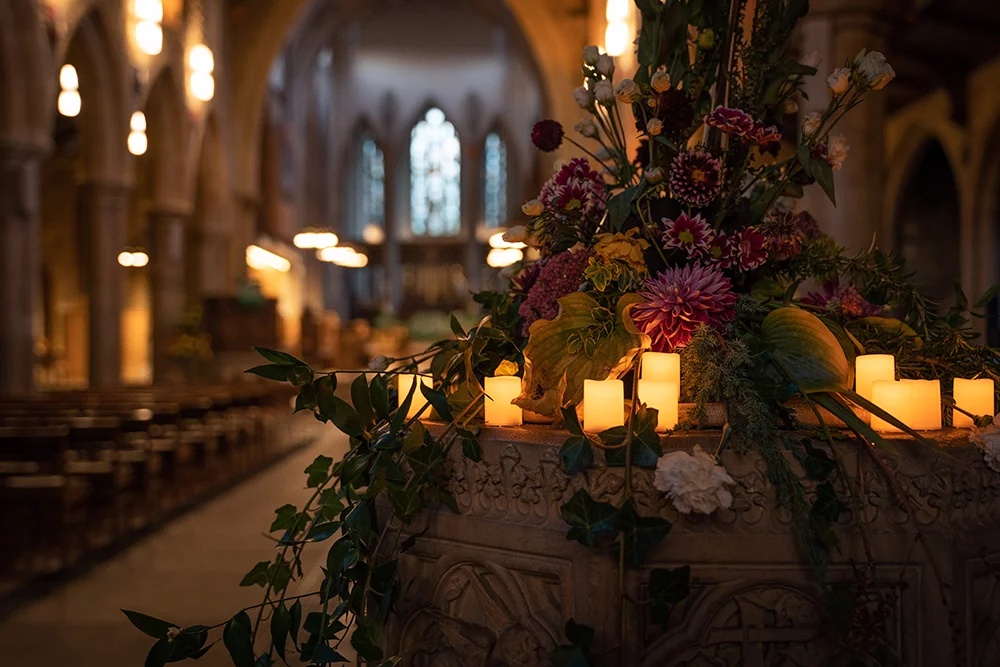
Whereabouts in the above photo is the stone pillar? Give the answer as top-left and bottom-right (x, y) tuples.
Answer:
(384, 145), (402, 315)
(232, 192), (260, 286)
(461, 140), (484, 302)
(78, 181), (130, 387)
(149, 207), (188, 383)
(798, 0), (894, 252)
(0, 141), (45, 393)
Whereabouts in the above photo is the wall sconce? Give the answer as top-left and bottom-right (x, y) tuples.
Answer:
(128, 111), (148, 156)
(118, 249), (150, 267)
(317, 246), (369, 268)
(246, 245), (291, 272)
(134, 0), (163, 56)
(604, 0), (630, 57)
(188, 44), (215, 102)
(58, 64), (81, 117)
(293, 229), (339, 249)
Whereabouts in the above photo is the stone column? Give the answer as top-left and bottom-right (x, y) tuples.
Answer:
(0, 141), (45, 393)
(383, 145), (403, 314)
(149, 207), (188, 383)
(798, 0), (894, 251)
(78, 181), (130, 387)
(461, 140), (484, 302)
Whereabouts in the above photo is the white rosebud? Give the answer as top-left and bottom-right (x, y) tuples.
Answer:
(651, 70), (671, 93)
(167, 627), (181, 641)
(594, 80), (615, 106)
(802, 111), (822, 137)
(645, 166), (664, 184)
(827, 67), (851, 96)
(801, 51), (822, 69)
(368, 355), (389, 371)
(596, 54), (615, 78)
(573, 85), (594, 110)
(782, 99), (799, 114)
(574, 116), (599, 139)
(858, 51), (895, 90)
(520, 200), (544, 217)
(594, 147), (611, 161)
(504, 225), (531, 243)
(614, 79), (641, 104)
(582, 45), (600, 66)
(827, 134), (849, 171)
(646, 118), (663, 136)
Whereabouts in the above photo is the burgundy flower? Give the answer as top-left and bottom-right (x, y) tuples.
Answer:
(762, 211), (806, 261)
(656, 89), (695, 137)
(669, 150), (722, 208)
(803, 281), (882, 319)
(735, 227), (768, 271)
(697, 231), (735, 269)
(511, 261), (542, 297)
(795, 211), (821, 239)
(539, 157), (607, 220)
(531, 120), (564, 152)
(662, 213), (714, 256)
(631, 264), (737, 352)
(704, 106), (757, 137)
(519, 250), (592, 336)
(750, 124), (782, 147)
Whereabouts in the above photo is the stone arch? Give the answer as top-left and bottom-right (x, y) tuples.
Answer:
(0, 0), (53, 147)
(144, 66), (190, 209)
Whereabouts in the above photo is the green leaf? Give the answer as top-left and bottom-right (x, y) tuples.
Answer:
(559, 436), (593, 475)
(649, 565), (691, 627)
(762, 307), (850, 393)
(286, 365), (313, 387)
(305, 455), (333, 488)
(559, 489), (619, 546)
(239, 560), (271, 587)
(812, 481), (846, 523)
(799, 441), (837, 481)
(270, 504), (300, 533)
(351, 374), (374, 428)
(122, 610), (177, 640)
(253, 347), (306, 366)
(810, 154), (836, 205)
(315, 375), (337, 422)
(289, 600), (302, 649)
(606, 184), (642, 231)
(351, 617), (384, 661)
(617, 500), (672, 566)
(223, 611), (255, 667)
(255, 655), (273, 667)
(294, 383), (317, 414)
(550, 646), (591, 667)
(390, 379), (418, 435)
(420, 383), (453, 422)
(370, 374), (390, 420)
(326, 538), (359, 576)
(306, 521), (340, 542)
(450, 313), (467, 338)
(270, 602), (291, 663)
(345, 501), (373, 540)
(403, 422), (426, 452)
(561, 406), (584, 436)
(144, 639), (174, 667)
(461, 436), (482, 462)
(245, 364), (291, 382)
(330, 397), (363, 438)
(269, 560), (291, 593)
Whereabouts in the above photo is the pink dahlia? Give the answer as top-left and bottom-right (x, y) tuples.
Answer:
(704, 106), (756, 138)
(539, 158), (607, 220)
(531, 120), (564, 152)
(697, 231), (735, 269)
(669, 150), (722, 208)
(519, 249), (592, 336)
(735, 227), (767, 271)
(803, 281), (882, 319)
(662, 213), (714, 257)
(631, 264), (737, 352)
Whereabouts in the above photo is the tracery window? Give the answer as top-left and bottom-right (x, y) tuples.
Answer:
(482, 132), (507, 227)
(409, 108), (461, 236)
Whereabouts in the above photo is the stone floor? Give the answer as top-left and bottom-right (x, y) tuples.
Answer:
(0, 422), (352, 666)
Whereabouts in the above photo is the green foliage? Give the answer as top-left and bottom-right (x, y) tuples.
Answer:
(560, 489), (619, 546)
(550, 619), (596, 667)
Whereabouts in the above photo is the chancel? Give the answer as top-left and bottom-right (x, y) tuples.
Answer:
(3, 1), (1000, 666)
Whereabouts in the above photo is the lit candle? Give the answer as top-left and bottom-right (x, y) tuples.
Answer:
(484, 376), (523, 426)
(871, 380), (911, 433)
(642, 352), (680, 386)
(583, 378), (625, 433)
(953, 378), (994, 428)
(900, 379), (942, 430)
(855, 354), (895, 403)
(398, 374), (432, 420)
(638, 379), (679, 432)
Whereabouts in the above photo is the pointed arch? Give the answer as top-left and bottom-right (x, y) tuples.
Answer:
(347, 118), (385, 242)
(408, 106), (461, 237)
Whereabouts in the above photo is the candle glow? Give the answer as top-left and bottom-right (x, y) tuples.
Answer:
(642, 352), (680, 386)
(484, 376), (523, 426)
(399, 374), (432, 420)
(638, 379), (678, 432)
(953, 378), (994, 428)
(900, 379), (942, 430)
(871, 381), (910, 433)
(583, 379), (625, 433)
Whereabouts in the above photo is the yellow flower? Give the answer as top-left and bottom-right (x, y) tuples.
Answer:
(593, 228), (649, 270)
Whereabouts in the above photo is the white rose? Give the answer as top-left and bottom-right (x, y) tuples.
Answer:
(594, 80), (615, 106)
(651, 70), (671, 93)
(583, 45), (601, 66)
(645, 166), (664, 184)
(827, 67), (851, 96)
(520, 200), (544, 217)
(802, 111), (822, 136)
(646, 118), (663, 136)
(654, 445), (734, 514)
(574, 116), (599, 139)
(971, 418), (1000, 472)
(367, 355), (390, 372)
(503, 225), (531, 243)
(614, 79), (641, 104)
(801, 51), (822, 69)
(858, 51), (895, 90)
(594, 147), (611, 161)
(573, 85), (594, 110)
(596, 54), (615, 78)
(827, 134), (849, 171)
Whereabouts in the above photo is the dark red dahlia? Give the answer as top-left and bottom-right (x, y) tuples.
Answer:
(656, 89), (695, 137)
(762, 211), (806, 261)
(531, 120), (564, 152)
(519, 250), (592, 336)
(735, 227), (768, 271)
(539, 157), (607, 220)
(697, 231), (735, 269)
(662, 213), (714, 257)
(669, 150), (722, 208)
(704, 106), (757, 137)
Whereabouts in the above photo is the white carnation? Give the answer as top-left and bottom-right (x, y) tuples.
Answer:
(574, 116), (599, 139)
(653, 445), (734, 514)
(614, 79), (641, 104)
(971, 415), (1000, 473)
(574, 86), (594, 110)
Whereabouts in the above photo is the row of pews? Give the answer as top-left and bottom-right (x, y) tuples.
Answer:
(0, 383), (298, 594)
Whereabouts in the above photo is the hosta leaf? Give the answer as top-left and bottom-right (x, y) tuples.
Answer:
(762, 307), (850, 393)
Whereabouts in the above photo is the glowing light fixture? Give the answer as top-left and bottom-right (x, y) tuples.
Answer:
(486, 247), (523, 268)
(118, 249), (149, 268)
(317, 246), (369, 268)
(188, 45), (215, 102)
(135, 0), (163, 22)
(362, 223), (385, 245)
(128, 111), (148, 156)
(188, 44), (215, 73)
(246, 245), (291, 272)
(488, 231), (526, 250)
(59, 64), (79, 91)
(606, 0), (629, 21)
(293, 229), (339, 249)
(135, 20), (163, 55)
(58, 64), (81, 117)
(605, 20), (630, 57)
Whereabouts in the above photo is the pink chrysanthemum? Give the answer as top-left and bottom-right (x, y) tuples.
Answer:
(704, 106), (757, 137)
(802, 281), (882, 319)
(539, 158), (607, 220)
(662, 213), (714, 256)
(735, 227), (768, 271)
(519, 250), (592, 336)
(669, 150), (722, 208)
(631, 264), (737, 352)
(696, 231), (735, 269)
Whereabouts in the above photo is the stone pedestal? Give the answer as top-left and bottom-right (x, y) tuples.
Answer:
(0, 141), (45, 393)
(387, 426), (1000, 666)
(149, 208), (189, 383)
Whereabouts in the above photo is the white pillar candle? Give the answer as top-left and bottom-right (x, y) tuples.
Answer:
(399, 374), (432, 420)
(583, 378), (625, 433)
(855, 354), (895, 403)
(484, 376), (523, 426)
(638, 379), (679, 432)
(900, 379), (942, 430)
(954, 378), (994, 428)
(871, 380), (910, 433)
(641, 352), (680, 386)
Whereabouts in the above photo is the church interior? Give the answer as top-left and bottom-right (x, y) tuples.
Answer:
(2, 0), (1000, 664)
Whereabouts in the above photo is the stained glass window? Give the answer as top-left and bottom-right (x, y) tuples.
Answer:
(357, 133), (385, 239)
(482, 132), (507, 227)
(410, 108), (461, 236)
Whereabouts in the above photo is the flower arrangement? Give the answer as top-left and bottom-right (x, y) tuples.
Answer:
(125, 2), (1000, 666)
